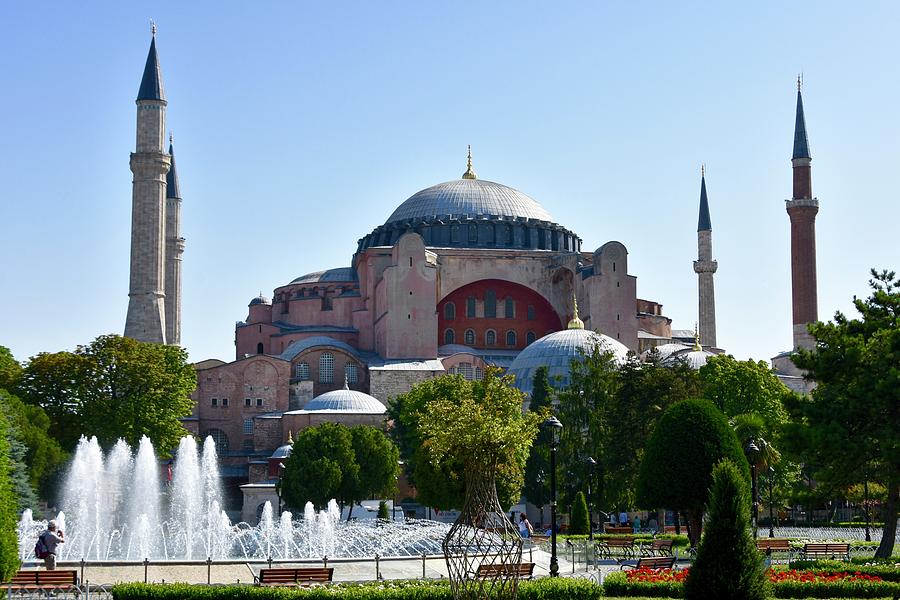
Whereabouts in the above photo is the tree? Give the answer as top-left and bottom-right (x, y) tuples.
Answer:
(0, 390), (67, 499)
(684, 460), (768, 600)
(348, 425), (400, 515)
(0, 347), (22, 392)
(0, 409), (21, 580)
(377, 500), (390, 520)
(280, 422), (357, 511)
(569, 491), (590, 535)
(18, 335), (196, 453)
(636, 399), (748, 547)
(786, 269), (900, 558)
(523, 367), (552, 512)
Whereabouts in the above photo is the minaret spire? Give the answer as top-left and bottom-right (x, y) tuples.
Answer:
(164, 132), (185, 345)
(137, 24), (165, 102)
(693, 165), (718, 347)
(462, 145), (478, 179)
(786, 78), (819, 351)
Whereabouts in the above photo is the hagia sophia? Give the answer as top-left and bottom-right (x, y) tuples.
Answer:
(123, 32), (820, 519)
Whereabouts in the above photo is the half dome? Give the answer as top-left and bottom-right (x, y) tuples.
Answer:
(297, 387), (386, 414)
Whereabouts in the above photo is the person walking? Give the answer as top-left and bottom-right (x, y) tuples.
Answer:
(518, 513), (534, 538)
(37, 520), (64, 570)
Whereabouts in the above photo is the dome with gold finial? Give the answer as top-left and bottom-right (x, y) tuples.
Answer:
(661, 324), (716, 370)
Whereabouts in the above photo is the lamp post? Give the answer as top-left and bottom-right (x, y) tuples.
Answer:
(543, 416), (563, 577)
(276, 462), (286, 515)
(745, 440), (760, 539)
(864, 475), (871, 542)
(584, 456), (596, 540)
(767, 466), (775, 538)
(536, 470), (546, 527)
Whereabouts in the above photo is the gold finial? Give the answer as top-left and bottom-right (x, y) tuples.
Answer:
(169, 131), (174, 145)
(701, 163), (705, 178)
(693, 322), (702, 351)
(797, 73), (802, 92)
(287, 430), (293, 444)
(462, 145), (478, 180)
(567, 294), (584, 330)
(150, 19), (157, 36)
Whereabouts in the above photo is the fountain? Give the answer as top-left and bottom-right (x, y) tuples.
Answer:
(18, 435), (449, 562)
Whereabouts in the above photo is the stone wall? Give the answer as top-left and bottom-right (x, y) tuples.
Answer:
(368, 368), (441, 404)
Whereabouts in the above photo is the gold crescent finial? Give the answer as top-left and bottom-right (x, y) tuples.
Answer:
(462, 145), (478, 179)
(567, 294), (585, 330)
(694, 322), (702, 351)
(150, 19), (157, 36)
(287, 430), (293, 444)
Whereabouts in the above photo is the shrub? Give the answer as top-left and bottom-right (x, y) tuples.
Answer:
(569, 491), (589, 535)
(377, 501), (389, 520)
(0, 409), (22, 581)
(684, 459), (768, 600)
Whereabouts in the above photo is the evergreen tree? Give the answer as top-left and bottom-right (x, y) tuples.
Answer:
(523, 367), (552, 512)
(0, 410), (21, 580)
(685, 460), (768, 600)
(377, 500), (390, 520)
(569, 491), (590, 535)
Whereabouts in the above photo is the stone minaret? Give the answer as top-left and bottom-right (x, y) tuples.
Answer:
(693, 166), (717, 347)
(125, 28), (171, 344)
(786, 78), (819, 351)
(164, 135), (185, 345)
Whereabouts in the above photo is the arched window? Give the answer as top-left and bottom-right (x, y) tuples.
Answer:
(506, 330), (517, 346)
(484, 290), (496, 318)
(504, 296), (514, 319)
(444, 302), (456, 320)
(450, 224), (460, 243)
(526, 331), (536, 345)
(485, 330), (496, 346)
(464, 329), (475, 345)
(468, 224), (478, 243)
(344, 362), (358, 384)
(459, 362), (474, 381)
(203, 429), (229, 454)
(466, 296), (476, 318)
(295, 362), (310, 380)
(486, 224), (495, 244)
(319, 352), (334, 383)
(444, 329), (455, 345)
(505, 224), (514, 245)
(527, 305), (536, 321)
(256, 342), (264, 354)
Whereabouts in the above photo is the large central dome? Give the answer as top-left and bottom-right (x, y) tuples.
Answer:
(385, 179), (554, 225)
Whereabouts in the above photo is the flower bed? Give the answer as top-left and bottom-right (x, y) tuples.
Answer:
(604, 566), (900, 598)
(790, 559), (900, 582)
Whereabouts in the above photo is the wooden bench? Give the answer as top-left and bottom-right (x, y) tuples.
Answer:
(800, 543), (850, 561)
(621, 556), (677, 570)
(640, 539), (674, 557)
(475, 562), (535, 580)
(255, 567), (334, 586)
(597, 536), (635, 558)
(2, 569), (79, 591)
(604, 526), (633, 534)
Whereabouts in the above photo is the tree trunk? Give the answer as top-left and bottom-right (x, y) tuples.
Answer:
(874, 480), (898, 558)
(686, 509), (703, 548)
(346, 503), (354, 521)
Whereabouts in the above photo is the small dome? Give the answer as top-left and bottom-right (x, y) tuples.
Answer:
(385, 179), (554, 225)
(249, 294), (271, 306)
(296, 386), (386, 414)
(641, 342), (691, 362)
(661, 347), (716, 370)
(270, 443), (292, 459)
(507, 329), (630, 396)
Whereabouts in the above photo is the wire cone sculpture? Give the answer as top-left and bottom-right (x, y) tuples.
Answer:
(442, 469), (524, 600)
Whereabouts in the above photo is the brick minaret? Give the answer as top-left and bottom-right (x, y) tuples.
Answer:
(164, 135), (185, 345)
(786, 79), (819, 351)
(125, 27), (171, 344)
(693, 166), (717, 347)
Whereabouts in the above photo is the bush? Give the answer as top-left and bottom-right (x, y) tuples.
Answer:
(0, 409), (22, 581)
(603, 570), (684, 597)
(111, 578), (603, 600)
(569, 491), (589, 535)
(789, 559), (900, 582)
(377, 501), (389, 520)
(684, 459), (768, 600)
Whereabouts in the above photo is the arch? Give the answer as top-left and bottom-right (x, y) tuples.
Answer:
(466, 296), (476, 318)
(506, 330), (517, 346)
(444, 329), (455, 345)
(485, 330), (496, 346)
(444, 301), (456, 320)
(464, 329), (475, 345)
(256, 342), (264, 354)
(203, 429), (229, 454)
(484, 290), (497, 318)
(504, 296), (515, 319)
(319, 352), (334, 383)
(526, 331), (536, 345)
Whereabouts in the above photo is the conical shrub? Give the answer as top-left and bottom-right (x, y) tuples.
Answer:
(684, 459), (768, 600)
(569, 491), (590, 535)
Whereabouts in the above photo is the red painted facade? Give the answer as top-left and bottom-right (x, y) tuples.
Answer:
(437, 279), (562, 350)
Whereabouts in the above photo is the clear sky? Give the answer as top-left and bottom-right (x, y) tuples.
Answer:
(1, 2), (897, 364)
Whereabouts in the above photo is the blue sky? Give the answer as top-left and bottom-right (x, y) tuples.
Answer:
(2, 2), (898, 364)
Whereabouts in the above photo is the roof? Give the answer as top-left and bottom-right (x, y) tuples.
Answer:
(279, 336), (360, 361)
(288, 386), (386, 414)
(641, 342), (690, 361)
(166, 141), (181, 198)
(137, 35), (165, 102)
(367, 358), (445, 371)
(507, 329), (630, 396)
(386, 179), (554, 225)
(290, 267), (358, 285)
(249, 294), (270, 306)
(792, 90), (811, 159)
(662, 348), (716, 370)
(698, 174), (712, 231)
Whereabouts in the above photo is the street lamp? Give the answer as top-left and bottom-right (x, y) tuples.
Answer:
(276, 462), (286, 515)
(864, 474), (871, 542)
(542, 416), (563, 577)
(745, 440), (760, 539)
(767, 466), (775, 538)
(536, 470), (546, 527)
(584, 456), (597, 540)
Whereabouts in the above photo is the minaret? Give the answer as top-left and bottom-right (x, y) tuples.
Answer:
(164, 133), (185, 345)
(693, 166), (717, 347)
(124, 25), (171, 344)
(786, 77), (819, 351)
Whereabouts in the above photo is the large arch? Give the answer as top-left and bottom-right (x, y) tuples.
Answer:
(437, 279), (562, 351)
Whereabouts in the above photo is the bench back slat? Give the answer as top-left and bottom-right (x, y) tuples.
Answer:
(636, 556), (676, 569)
(258, 568), (333, 584)
(7, 570), (78, 586)
(476, 562), (534, 578)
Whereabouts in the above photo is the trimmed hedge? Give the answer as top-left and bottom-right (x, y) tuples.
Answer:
(789, 559), (900, 582)
(557, 533), (691, 548)
(111, 578), (603, 600)
(603, 571), (683, 598)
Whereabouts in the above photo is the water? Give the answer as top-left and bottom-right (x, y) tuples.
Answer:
(19, 434), (449, 561)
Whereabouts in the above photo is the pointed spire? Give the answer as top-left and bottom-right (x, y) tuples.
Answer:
(287, 430), (293, 444)
(693, 322), (702, 351)
(137, 26), (166, 102)
(792, 76), (810, 159)
(567, 294), (584, 330)
(166, 133), (181, 199)
(462, 145), (478, 179)
(698, 164), (712, 231)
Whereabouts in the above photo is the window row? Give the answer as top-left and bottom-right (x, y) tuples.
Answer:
(447, 362), (484, 381)
(444, 297), (536, 320)
(444, 329), (537, 347)
(293, 354), (359, 384)
(209, 397), (268, 407)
